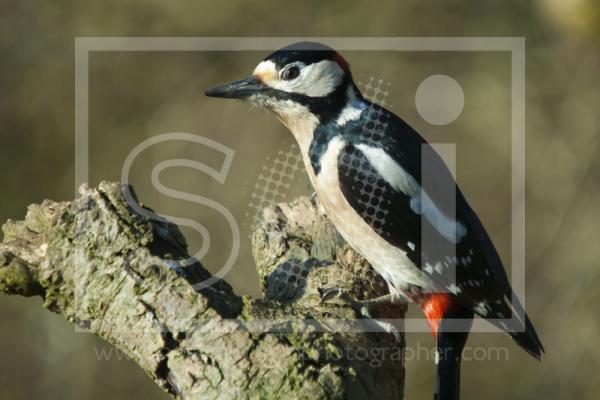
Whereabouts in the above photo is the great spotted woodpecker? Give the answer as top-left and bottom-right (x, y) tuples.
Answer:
(206, 42), (544, 400)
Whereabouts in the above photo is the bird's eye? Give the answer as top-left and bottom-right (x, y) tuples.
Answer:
(281, 66), (300, 81)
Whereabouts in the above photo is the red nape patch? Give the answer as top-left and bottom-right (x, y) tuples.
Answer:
(421, 293), (453, 337)
(332, 52), (350, 72)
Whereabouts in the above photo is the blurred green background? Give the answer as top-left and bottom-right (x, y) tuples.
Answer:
(1, 0), (599, 399)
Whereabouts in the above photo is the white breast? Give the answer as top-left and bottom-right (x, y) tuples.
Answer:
(311, 137), (433, 292)
(278, 103), (433, 293)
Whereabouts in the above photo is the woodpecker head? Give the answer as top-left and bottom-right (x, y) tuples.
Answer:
(205, 42), (360, 128)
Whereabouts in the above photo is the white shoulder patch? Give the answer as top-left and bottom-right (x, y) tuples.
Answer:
(355, 144), (467, 243)
(336, 101), (366, 126)
(355, 144), (420, 195)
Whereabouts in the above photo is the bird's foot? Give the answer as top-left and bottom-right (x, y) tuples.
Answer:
(319, 288), (396, 317)
(310, 191), (318, 206)
(319, 287), (403, 341)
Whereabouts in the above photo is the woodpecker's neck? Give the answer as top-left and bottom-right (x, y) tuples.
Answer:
(307, 79), (361, 123)
(277, 81), (363, 150)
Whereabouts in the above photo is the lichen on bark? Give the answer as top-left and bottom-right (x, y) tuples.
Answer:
(0, 181), (405, 399)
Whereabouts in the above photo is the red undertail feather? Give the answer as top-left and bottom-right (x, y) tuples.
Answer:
(422, 293), (453, 337)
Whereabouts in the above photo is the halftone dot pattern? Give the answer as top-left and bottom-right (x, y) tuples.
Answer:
(246, 76), (393, 229)
(341, 76), (394, 237)
(265, 259), (317, 302)
(246, 142), (305, 228)
(358, 76), (391, 106)
(356, 77), (392, 147)
(338, 148), (394, 238)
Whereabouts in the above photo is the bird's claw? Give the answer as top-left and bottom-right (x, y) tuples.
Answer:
(320, 287), (397, 317)
(319, 287), (350, 303)
(319, 287), (402, 341)
(320, 287), (372, 318)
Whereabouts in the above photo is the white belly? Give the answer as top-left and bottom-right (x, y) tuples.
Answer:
(305, 136), (433, 292)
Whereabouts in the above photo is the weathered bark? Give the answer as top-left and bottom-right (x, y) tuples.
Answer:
(0, 181), (405, 399)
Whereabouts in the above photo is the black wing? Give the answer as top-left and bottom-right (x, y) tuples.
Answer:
(337, 142), (502, 306)
(335, 102), (544, 357)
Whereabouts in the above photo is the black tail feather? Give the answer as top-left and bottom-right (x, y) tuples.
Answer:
(434, 347), (463, 400)
(509, 313), (545, 360)
(506, 290), (545, 359)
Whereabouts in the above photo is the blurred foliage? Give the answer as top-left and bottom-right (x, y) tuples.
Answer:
(1, 0), (599, 399)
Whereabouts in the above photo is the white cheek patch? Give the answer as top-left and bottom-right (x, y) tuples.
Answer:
(254, 59), (344, 98)
(356, 144), (467, 243)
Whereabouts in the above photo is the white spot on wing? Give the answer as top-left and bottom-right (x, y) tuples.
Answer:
(448, 283), (461, 294)
(474, 301), (489, 316)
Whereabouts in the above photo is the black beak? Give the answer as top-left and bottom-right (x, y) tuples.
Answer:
(205, 76), (267, 99)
